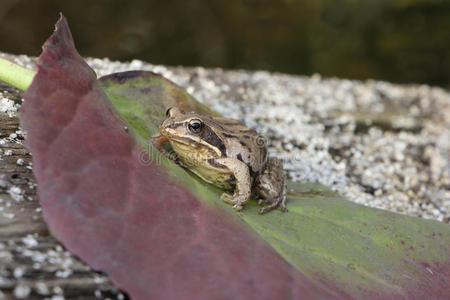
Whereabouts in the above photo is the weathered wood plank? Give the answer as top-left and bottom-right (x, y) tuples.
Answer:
(0, 82), (124, 300)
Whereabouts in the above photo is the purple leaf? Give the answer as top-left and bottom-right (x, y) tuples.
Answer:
(20, 14), (345, 300)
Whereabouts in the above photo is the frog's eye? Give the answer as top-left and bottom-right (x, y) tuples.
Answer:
(188, 119), (203, 134)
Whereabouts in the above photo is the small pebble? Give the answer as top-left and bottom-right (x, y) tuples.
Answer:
(13, 284), (31, 299)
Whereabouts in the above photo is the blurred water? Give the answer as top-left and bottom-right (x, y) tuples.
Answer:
(0, 0), (449, 87)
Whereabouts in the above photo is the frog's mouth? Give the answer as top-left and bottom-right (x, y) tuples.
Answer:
(165, 134), (201, 149)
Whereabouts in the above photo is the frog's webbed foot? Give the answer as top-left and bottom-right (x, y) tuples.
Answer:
(258, 193), (287, 214)
(221, 193), (248, 211)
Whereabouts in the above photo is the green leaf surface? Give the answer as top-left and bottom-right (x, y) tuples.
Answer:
(99, 71), (450, 299)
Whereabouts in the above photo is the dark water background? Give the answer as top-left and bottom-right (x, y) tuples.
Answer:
(1, 0), (449, 87)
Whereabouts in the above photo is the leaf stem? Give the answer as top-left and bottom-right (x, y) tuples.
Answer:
(0, 57), (35, 91)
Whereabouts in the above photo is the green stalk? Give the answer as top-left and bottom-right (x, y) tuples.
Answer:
(0, 57), (35, 91)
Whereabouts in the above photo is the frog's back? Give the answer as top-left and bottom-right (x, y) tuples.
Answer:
(210, 116), (268, 179)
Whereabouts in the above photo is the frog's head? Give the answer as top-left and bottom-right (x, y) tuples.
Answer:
(160, 107), (204, 138)
(159, 107), (226, 157)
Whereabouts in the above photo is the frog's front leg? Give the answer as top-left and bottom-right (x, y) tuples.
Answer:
(214, 157), (251, 211)
(150, 134), (178, 162)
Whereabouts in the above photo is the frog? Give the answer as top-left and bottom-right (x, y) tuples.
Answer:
(150, 107), (287, 214)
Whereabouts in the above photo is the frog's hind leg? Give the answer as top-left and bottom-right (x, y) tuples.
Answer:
(254, 158), (288, 214)
(257, 181), (287, 214)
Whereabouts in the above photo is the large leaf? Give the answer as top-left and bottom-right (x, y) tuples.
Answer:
(20, 14), (450, 299)
(100, 71), (450, 299)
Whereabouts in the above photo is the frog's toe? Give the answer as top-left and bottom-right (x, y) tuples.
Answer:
(280, 201), (288, 212)
(259, 205), (275, 214)
(220, 193), (234, 205)
(259, 199), (288, 214)
(232, 204), (243, 211)
(258, 198), (273, 206)
(221, 193), (247, 211)
(258, 201), (282, 214)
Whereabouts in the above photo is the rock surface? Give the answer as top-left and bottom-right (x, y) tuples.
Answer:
(0, 52), (449, 299)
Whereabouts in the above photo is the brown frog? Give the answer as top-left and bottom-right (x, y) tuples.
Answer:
(151, 107), (287, 214)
